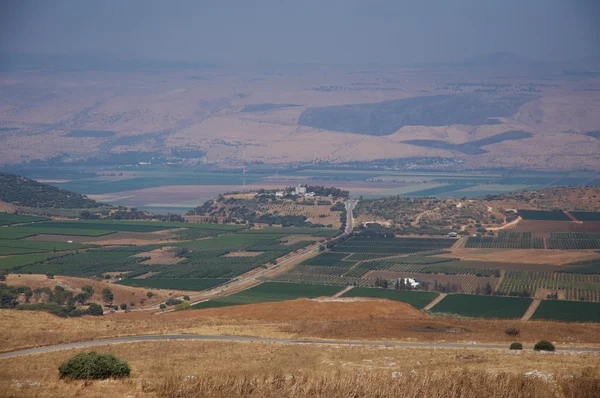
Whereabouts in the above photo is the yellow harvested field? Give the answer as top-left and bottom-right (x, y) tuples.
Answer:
(1, 340), (599, 397)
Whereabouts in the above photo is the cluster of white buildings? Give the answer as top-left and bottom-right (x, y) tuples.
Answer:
(275, 186), (315, 199)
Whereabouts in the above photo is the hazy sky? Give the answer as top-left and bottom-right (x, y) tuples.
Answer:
(1, 0), (599, 64)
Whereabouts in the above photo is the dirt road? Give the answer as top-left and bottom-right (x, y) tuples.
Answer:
(2, 333), (599, 359)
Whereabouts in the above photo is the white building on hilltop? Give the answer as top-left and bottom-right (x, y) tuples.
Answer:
(295, 185), (307, 195)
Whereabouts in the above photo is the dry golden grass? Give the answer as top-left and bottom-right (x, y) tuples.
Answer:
(2, 298), (600, 355)
(0, 310), (289, 353)
(283, 316), (600, 347)
(1, 341), (599, 397)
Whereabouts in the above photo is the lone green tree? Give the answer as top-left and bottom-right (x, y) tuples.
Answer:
(102, 288), (114, 304)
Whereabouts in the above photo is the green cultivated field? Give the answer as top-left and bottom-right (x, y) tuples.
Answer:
(33, 220), (245, 233)
(191, 282), (343, 309)
(117, 278), (228, 291)
(531, 300), (600, 323)
(342, 287), (438, 309)
(303, 252), (354, 266)
(0, 239), (92, 251)
(430, 294), (532, 319)
(16, 251), (146, 277)
(0, 252), (67, 270)
(245, 227), (338, 236)
(0, 212), (50, 226)
(0, 226), (115, 239)
(0, 246), (46, 255)
(0, 239), (93, 255)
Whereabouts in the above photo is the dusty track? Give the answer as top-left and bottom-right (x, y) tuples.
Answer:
(2, 334), (599, 359)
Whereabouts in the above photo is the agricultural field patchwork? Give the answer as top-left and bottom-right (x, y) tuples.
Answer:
(497, 270), (600, 302)
(341, 287), (438, 309)
(546, 232), (600, 250)
(302, 252), (355, 266)
(0, 252), (69, 270)
(430, 294), (532, 319)
(329, 237), (457, 255)
(530, 300), (600, 322)
(245, 227), (338, 236)
(191, 282), (343, 309)
(466, 232), (544, 249)
(518, 210), (571, 221)
(0, 212), (49, 226)
(11, 233), (312, 281)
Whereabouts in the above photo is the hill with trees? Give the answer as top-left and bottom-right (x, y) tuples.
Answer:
(0, 173), (101, 209)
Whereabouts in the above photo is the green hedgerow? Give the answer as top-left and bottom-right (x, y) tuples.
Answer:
(58, 352), (130, 380)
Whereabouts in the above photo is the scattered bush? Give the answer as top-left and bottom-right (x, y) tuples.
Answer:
(159, 303), (167, 310)
(58, 352), (130, 380)
(165, 298), (183, 306)
(509, 342), (523, 350)
(505, 328), (520, 337)
(146, 292), (154, 298)
(120, 303), (127, 310)
(534, 340), (555, 352)
(183, 295), (190, 301)
(87, 303), (104, 316)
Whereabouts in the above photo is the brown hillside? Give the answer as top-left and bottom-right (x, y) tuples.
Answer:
(163, 298), (427, 322)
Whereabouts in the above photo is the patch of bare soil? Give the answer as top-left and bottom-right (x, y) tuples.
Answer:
(442, 248), (600, 266)
(132, 271), (160, 279)
(223, 251), (264, 257)
(279, 235), (317, 245)
(133, 247), (183, 264)
(0, 200), (17, 212)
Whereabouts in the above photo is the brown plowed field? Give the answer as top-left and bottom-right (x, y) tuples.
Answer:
(442, 248), (600, 265)
(134, 247), (184, 264)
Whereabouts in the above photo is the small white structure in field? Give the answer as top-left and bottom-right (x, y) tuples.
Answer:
(275, 191), (285, 198)
(295, 186), (307, 195)
(67, 240), (73, 244)
(448, 232), (458, 238)
(305, 192), (315, 198)
(400, 277), (420, 288)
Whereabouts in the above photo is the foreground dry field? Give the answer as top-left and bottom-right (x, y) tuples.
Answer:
(1, 299), (599, 355)
(1, 340), (599, 397)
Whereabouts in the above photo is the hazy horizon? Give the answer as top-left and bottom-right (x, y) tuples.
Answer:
(1, 0), (599, 66)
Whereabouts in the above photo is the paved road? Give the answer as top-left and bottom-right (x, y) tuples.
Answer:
(344, 199), (357, 234)
(1, 334), (599, 359)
